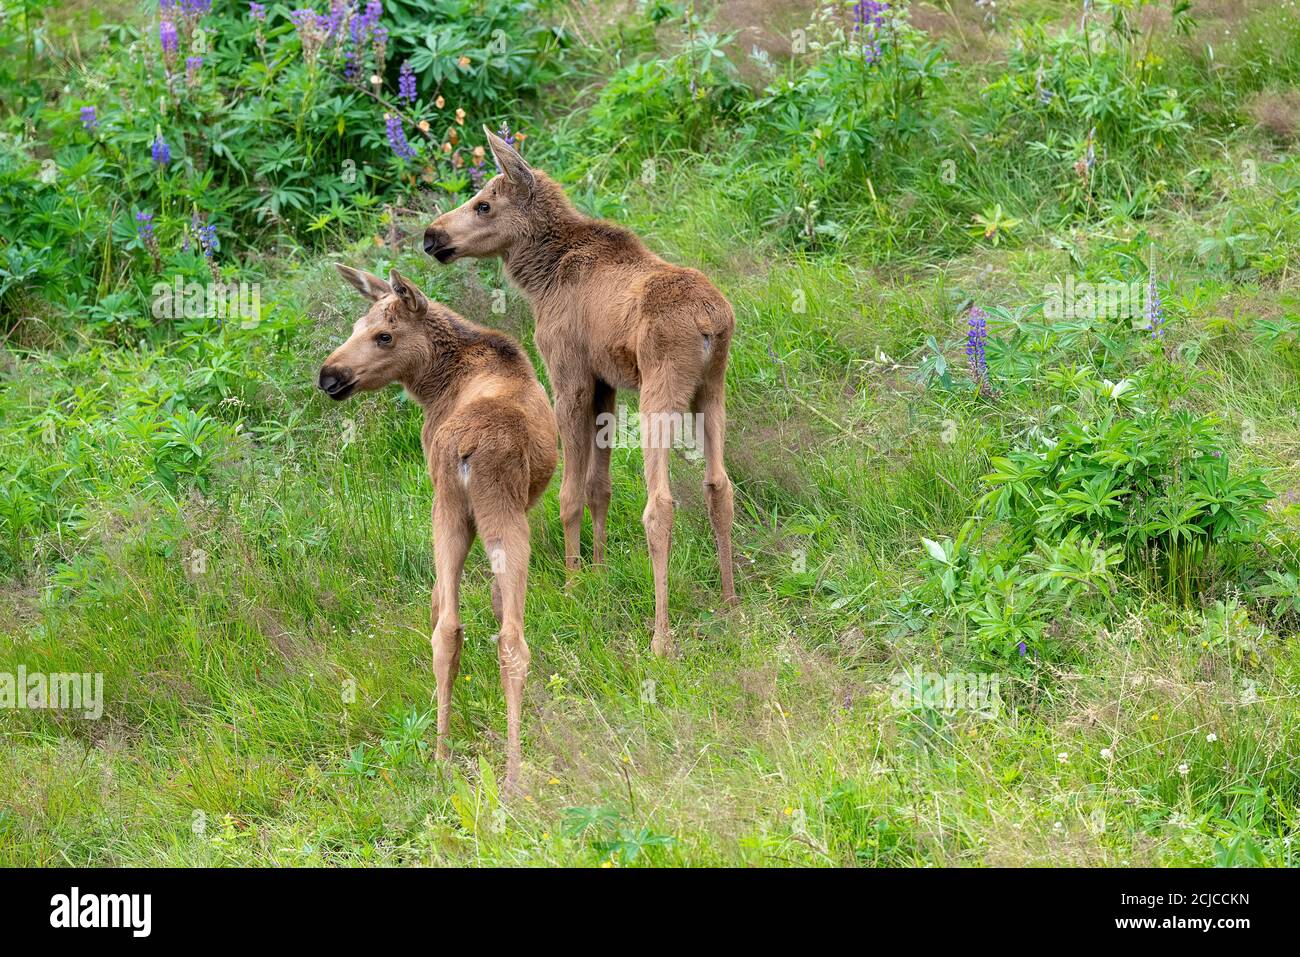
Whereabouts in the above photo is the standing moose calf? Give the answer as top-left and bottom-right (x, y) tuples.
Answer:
(424, 130), (737, 656)
(319, 265), (557, 791)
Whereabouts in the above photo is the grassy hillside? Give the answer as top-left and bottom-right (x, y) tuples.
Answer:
(1, 0), (1298, 865)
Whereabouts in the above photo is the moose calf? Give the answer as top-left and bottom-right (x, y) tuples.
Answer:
(424, 130), (737, 656)
(319, 265), (558, 791)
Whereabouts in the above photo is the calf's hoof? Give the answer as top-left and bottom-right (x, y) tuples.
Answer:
(502, 768), (524, 799)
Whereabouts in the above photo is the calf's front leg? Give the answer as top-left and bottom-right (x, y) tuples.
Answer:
(554, 384), (595, 572)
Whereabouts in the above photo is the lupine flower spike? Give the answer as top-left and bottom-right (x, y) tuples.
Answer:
(248, 2), (268, 57)
(398, 61), (417, 103)
(160, 19), (180, 73)
(852, 1), (888, 65)
(1145, 275), (1164, 340)
(151, 128), (171, 166)
(136, 211), (162, 272)
(385, 113), (417, 160)
(179, 0), (213, 21)
(967, 306), (989, 394)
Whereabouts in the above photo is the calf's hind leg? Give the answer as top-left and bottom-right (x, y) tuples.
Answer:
(431, 496), (472, 762)
(638, 366), (694, 657)
(480, 509), (532, 794)
(586, 379), (616, 566)
(694, 378), (736, 606)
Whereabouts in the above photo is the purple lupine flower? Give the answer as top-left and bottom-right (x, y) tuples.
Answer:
(469, 159), (486, 191)
(160, 20), (179, 53)
(966, 306), (989, 391)
(185, 55), (203, 85)
(198, 223), (219, 258)
(852, 0), (888, 30)
(151, 132), (172, 165)
(136, 210), (162, 270)
(852, 1), (888, 65)
(248, 1), (267, 20)
(351, 0), (382, 43)
(180, 0), (212, 17)
(80, 106), (98, 133)
(342, 50), (358, 81)
(385, 113), (417, 160)
(1018, 641), (1027, 656)
(1145, 276), (1164, 339)
(184, 212), (219, 258)
(320, 1), (347, 40)
(398, 61), (417, 102)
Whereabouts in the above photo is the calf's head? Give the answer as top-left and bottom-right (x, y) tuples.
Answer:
(423, 127), (535, 264)
(318, 265), (431, 400)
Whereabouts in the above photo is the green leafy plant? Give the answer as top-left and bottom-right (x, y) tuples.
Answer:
(561, 804), (676, 865)
(979, 404), (1272, 603)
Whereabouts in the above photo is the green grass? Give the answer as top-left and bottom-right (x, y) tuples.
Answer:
(3, 0), (1300, 866)
(5, 162), (1299, 865)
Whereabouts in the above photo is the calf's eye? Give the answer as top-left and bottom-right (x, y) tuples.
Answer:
(377, 332), (393, 345)
(476, 201), (490, 215)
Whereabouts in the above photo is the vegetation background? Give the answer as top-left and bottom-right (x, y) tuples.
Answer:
(1, 0), (1299, 865)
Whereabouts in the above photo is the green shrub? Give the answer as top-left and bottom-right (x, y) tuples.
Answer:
(583, 25), (748, 170)
(977, 16), (1194, 221)
(979, 401), (1272, 603)
(916, 287), (1277, 665)
(0, 0), (564, 329)
(741, 3), (948, 246)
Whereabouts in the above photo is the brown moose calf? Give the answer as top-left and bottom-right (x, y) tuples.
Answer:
(423, 130), (737, 657)
(319, 265), (558, 791)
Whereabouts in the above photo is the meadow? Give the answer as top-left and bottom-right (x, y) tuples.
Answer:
(1, 0), (1299, 866)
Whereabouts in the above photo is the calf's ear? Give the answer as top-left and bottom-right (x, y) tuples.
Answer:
(484, 126), (535, 197)
(335, 264), (392, 302)
(388, 268), (429, 316)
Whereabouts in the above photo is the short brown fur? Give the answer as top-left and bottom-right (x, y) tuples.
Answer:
(424, 130), (736, 655)
(319, 265), (558, 790)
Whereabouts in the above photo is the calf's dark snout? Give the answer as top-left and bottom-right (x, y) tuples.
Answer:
(318, 365), (353, 398)
(423, 227), (444, 255)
